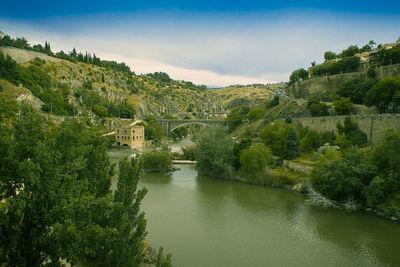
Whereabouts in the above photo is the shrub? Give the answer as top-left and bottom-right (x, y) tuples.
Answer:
(333, 97), (353, 115)
(142, 150), (173, 172)
(301, 130), (323, 153)
(312, 147), (378, 206)
(239, 143), (272, 181)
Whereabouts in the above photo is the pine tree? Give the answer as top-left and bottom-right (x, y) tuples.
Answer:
(284, 127), (300, 160)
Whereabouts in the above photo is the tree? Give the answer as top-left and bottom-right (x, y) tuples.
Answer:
(337, 77), (378, 104)
(232, 137), (252, 170)
(283, 127), (300, 160)
(364, 76), (400, 113)
(333, 97), (353, 115)
(306, 98), (330, 116)
(372, 129), (400, 192)
(142, 150), (173, 172)
(260, 121), (290, 157)
(239, 143), (272, 181)
(195, 126), (233, 177)
(0, 105), (151, 266)
(289, 68), (308, 85)
(301, 130), (323, 153)
(312, 148), (379, 206)
(336, 116), (368, 147)
(324, 51), (337, 61)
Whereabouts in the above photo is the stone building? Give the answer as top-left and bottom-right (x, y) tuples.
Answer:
(115, 125), (145, 149)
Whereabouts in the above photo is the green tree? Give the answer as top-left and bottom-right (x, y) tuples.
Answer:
(312, 148), (379, 206)
(289, 68), (308, 85)
(239, 143), (272, 181)
(232, 137), (252, 170)
(324, 51), (337, 61)
(333, 97), (353, 115)
(364, 76), (400, 113)
(336, 116), (368, 147)
(371, 129), (400, 192)
(0, 105), (151, 266)
(142, 150), (173, 172)
(195, 126), (233, 177)
(283, 127), (300, 160)
(306, 98), (330, 116)
(337, 77), (378, 104)
(260, 121), (290, 157)
(301, 130), (323, 153)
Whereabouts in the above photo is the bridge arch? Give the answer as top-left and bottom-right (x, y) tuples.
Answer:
(159, 119), (224, 134)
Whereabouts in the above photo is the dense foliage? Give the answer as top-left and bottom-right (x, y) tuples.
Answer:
(312, 148), (379, 207)
(306, 98), (330, 116)
(142, 150), (173, 172)
(195, 126), (233, 177)
(0, 103), (158, 266)
(239, 143), (272, 181)
(288, 68), (308, 85)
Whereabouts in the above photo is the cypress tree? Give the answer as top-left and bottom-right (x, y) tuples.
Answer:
(284, 127), (300, 160)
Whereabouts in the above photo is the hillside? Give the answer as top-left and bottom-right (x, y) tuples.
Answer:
(212, 83), (286, 109)
(0, 46), (278, 119)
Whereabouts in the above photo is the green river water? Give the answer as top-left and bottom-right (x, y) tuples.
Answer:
(107, 148), (400, 267)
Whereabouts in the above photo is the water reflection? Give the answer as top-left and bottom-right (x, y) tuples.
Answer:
(108, 148), (400, 267)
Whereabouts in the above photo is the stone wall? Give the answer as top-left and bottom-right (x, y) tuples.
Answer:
(281, 114), (400, 144)
(287, 63), (400, 98)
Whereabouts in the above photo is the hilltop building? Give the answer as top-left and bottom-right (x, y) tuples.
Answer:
(115, 125), (145, 150)
(0, 31), (5, 39)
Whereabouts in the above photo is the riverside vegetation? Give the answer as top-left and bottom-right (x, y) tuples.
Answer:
(1, 32), (400, 266)
(0, 99), (172, 266)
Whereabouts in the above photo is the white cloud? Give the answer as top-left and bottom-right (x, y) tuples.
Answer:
(1, 10), (399, 86)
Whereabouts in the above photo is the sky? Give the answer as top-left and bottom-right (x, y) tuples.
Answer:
(1, 1), (400, 87)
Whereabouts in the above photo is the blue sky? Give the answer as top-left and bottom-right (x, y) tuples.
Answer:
(1, 1), (400, 86)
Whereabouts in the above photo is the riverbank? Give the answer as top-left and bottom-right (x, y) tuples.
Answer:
(219, 165), (400, 223)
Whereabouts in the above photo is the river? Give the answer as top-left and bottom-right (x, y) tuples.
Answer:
(107, 148), (400, 267)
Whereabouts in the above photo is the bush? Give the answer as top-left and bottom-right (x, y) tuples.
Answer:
(372, 129), (400, 192)
(301, 130), (323, 153)
(337, 77), (378, 104)
(260, 121), (290, 157)
(142, 150), (173, 172)
(336, 116), (368, 147)
(312, 147), (378, 206)
(181, 144), (196, 161)
(333, 97), (353, 115)
(232, 137), (252, 170)
(364, 76), (400, 113)
(306, 98), (330, 116)
(239, 143), (272, 181)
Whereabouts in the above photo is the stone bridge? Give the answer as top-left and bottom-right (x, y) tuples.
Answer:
(158, 119), (224, 133)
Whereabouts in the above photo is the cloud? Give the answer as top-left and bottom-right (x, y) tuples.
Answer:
(1, 10), (399, 86)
